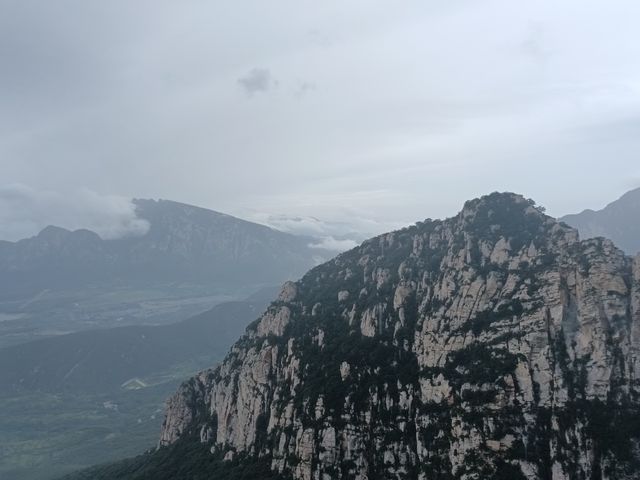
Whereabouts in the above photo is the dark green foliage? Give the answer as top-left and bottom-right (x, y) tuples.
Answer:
(293, 318), (420, 418)
(461, 388), (498, 405)
(583, 400), (640, 466)
(465, 299), (524, 335)
(60, 437), (289, 480)
(493, 460), (527, 480)
(464, 193), (548, 253)
(446, 344), (520, 386)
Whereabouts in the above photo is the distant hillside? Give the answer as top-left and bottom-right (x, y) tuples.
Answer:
(0, 287), (277, 394)
(0, 199), (322, 300)
(0, 289), (278, 480)
(560, 187), (640, 254)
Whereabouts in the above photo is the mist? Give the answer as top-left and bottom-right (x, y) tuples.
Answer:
(0, 183), (149, 241)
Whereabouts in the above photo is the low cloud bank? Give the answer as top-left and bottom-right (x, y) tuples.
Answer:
(249, 213), (379, 253)
(307, 237), (359, 252)
(0, 184), (149, 241)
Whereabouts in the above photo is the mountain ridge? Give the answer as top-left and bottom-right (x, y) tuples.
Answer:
(560, 187), (640, 255)
(0, 198), (323, 300)
(65, 192), (640, 480)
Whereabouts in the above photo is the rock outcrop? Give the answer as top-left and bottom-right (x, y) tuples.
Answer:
(160, 193), (640, 479)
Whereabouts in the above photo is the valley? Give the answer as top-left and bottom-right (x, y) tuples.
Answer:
(0, 290), (277, 480)
(0, 282), (251, 349)
(0, 386), (173, 480)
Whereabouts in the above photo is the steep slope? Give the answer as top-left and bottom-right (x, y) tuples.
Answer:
(70, 193), (640, 480)
(121, 199), (322, 284)
(0, 199), (320, 300)
(560, 187), (640, 255)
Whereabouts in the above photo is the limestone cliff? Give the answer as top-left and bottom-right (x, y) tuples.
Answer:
(160, 192), (640, 479)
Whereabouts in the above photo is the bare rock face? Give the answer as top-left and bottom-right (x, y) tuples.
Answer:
(160, 193), (640, 479)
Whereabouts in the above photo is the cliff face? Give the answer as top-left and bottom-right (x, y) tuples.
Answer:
(160, 193), (640, 480)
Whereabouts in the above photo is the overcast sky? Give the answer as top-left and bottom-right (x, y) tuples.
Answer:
(1, 0), (640, 241)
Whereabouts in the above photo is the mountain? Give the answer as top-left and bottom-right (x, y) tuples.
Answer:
(63, 193), (640, 480)
(0, 199), (320, 300)
(560, 187), (640, 255)
(0, 199), (327, 348)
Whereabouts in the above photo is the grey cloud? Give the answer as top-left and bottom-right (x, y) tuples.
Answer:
(293, 81), (317, 99)
(248, 213), (366, 253)
(0, 184), (149, 241)
(246, 211), (403, 253)
(306, 29), (333, 49)
(252, 213), (376, 242)
(1, 0), (640, 232)
(520, 23), (551, 62)
(238, 68), (276, 96)
(308, 237), (359, 252)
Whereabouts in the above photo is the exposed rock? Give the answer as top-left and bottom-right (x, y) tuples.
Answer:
(340, 361), (351, 381)
(160, 193), (640, 480)
(279, 281), (298, 302)
(255, 305), (291, 337)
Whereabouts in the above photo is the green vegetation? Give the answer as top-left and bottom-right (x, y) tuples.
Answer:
(464, 193), (548, 253)
(0, 385), (175, 480)
(60, 437), (288, 480)
(0, 295), (274, 480)
(464, 299), (524, 335)
(419, 344), (521, 389)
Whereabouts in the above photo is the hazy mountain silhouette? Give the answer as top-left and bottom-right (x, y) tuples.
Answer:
(0, 199), (322, 300)
(560, 187), (640, 254)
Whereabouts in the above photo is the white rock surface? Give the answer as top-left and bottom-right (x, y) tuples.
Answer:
(160, 194), (640, 480)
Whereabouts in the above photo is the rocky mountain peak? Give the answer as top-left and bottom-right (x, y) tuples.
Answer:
(158, 192), (640, 480)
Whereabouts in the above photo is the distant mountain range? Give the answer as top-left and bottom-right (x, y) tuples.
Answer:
(560, 187), (640, 255)
(0, 199), (325, 300)
(3, 189), (638, 304)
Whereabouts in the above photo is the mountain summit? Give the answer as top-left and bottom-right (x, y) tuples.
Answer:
(70, 193), (640, 479)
